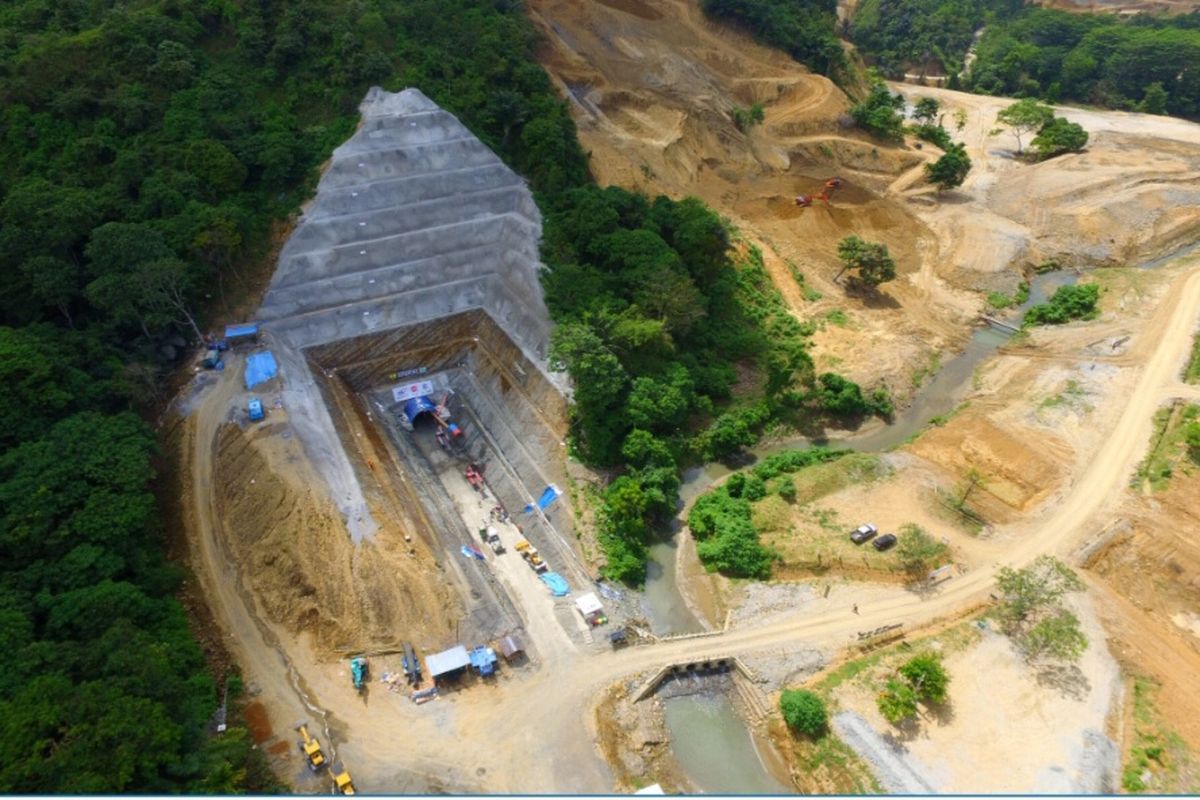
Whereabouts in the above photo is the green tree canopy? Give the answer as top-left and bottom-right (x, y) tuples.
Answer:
(1031, 117), (1089, 160)
(836, 235), (898, 288)
(996, 98), (1055, 154)
(780, 689), (829, 736)
(925, 142), (972, 191)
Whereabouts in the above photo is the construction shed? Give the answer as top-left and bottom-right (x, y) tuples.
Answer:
(426, 645), (471, 682)
(498, 635), (524, 662)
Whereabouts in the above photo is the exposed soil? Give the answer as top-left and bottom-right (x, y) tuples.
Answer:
(527, 0), (1200, 400)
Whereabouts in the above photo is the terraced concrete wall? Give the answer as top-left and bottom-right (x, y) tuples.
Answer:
(259, 86), (557, 377)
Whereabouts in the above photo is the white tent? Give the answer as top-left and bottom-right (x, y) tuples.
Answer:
(575, 592), (604, 620)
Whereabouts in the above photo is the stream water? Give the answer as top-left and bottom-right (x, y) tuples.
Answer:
(642, 266), (1102, 792)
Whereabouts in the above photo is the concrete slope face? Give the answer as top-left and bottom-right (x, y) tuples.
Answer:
(256, 88), (566, 545)
(261, 86), (554, 365)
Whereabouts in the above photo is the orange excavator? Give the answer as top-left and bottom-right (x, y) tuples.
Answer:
(795, 177), (844, 208)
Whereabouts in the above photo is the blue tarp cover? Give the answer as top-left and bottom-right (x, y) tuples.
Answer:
(524, 484), (562, 514)
(244, 351), (277, 389)
(469, 647), (497, 676)
(225, 323), (259, 339)
(403, 395), (438, 423)
(540, 572), (569, 597)
(426, 645), (470, 678)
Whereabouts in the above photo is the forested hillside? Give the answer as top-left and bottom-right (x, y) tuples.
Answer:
(966, 8), (1200, 118)
(0, 0), (583, 790)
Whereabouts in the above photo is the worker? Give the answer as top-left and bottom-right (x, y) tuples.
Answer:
(435, 428), (448, 449)
(852, 604), (859, 615)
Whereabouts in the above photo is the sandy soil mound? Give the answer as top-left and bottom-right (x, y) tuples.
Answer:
(212, 420), (459, 654)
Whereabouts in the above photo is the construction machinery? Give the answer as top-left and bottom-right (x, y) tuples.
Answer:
(795, 176), (845, 208)
(331, 763), (356, 795)
(514, 539), (548, 573)
(479, 525), (504, 554)
(350, 656), (368, 692)
(294, 723), (327, 772)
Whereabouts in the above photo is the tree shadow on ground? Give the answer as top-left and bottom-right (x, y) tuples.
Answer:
(1035, 662), (1091, 701)
(924, 700), (956, 727)
(851, 287), (903, 310)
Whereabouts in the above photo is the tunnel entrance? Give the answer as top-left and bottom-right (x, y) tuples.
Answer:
(302, 309), (593, 650)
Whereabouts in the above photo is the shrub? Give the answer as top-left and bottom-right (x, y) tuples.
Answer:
(1023, 283), (1100, 327)
(780, 689), (828, 736)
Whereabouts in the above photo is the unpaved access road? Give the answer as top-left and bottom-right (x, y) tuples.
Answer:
(192, 254), (1200, 793)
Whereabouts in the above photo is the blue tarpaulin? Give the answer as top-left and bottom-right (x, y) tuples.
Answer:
(540, 572), (569, 597)
(469, 646), (498, 676)
(244, 351), (277, 389)
(224, 323), (259, 340)
(460, 545), (485, 561)
(403, 395), (439, 424)
(524, 484), (562, 514)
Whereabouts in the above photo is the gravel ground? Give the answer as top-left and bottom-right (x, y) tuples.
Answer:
(833, 711), (940, 793)
(740, 647), (827, 693)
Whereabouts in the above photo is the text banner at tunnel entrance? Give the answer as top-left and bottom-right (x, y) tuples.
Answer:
(392, 380), (435, 403)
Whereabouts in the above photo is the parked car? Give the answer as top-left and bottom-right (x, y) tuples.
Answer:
(873, 533), (898, 551)
(850, 524), (878, 544)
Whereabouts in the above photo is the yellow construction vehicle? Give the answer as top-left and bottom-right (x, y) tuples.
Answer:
(514, 539), (548, 573)
(294, 723), (326, 771)
(332, 763), (355, 795)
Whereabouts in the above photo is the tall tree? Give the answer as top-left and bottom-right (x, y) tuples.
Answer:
(995, 98), (1054, 154)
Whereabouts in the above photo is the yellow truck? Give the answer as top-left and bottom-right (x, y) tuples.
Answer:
(294, 723), (326, 771)
(332, 763), (355, 795)
(514, 539), (548, 573)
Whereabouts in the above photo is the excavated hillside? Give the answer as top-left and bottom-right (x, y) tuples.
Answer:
(527, 0), (1200, 397)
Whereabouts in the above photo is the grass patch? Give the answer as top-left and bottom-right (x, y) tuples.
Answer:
(929, 401), (970, 427)
(1038, 378), (1090, 412)
(1184, 333), (1200, 384)
(789, 262), (824, 302)
(1133, 403), (1200, 491)
(825, 308), (849, 327)
(911, 350), (943, 389)
(986, 281), (1031, 310)
(1122, 676), (1198, 793)
(790, 452), (889, 504)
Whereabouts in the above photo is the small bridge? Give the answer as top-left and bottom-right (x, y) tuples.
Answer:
(631, 655), (758, 702)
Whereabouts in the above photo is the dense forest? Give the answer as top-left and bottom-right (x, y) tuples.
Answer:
(966, 8), (1200, 118)
(846, 0), (1200, 120)
(848, 0), (999, 77)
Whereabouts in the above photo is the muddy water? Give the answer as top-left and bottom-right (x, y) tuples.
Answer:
(643, 269), (1082, 793)
(663, 693), (791, 794)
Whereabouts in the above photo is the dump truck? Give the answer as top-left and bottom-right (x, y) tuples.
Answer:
(294, 723), (326, 771)
(350, 657), (368, 691)
(514, 539), (548, 573)
(202, 348), (223, 370)
(331, 763), (355, 795)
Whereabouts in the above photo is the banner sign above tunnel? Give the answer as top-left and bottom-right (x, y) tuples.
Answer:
(392, 380), (434, 403)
